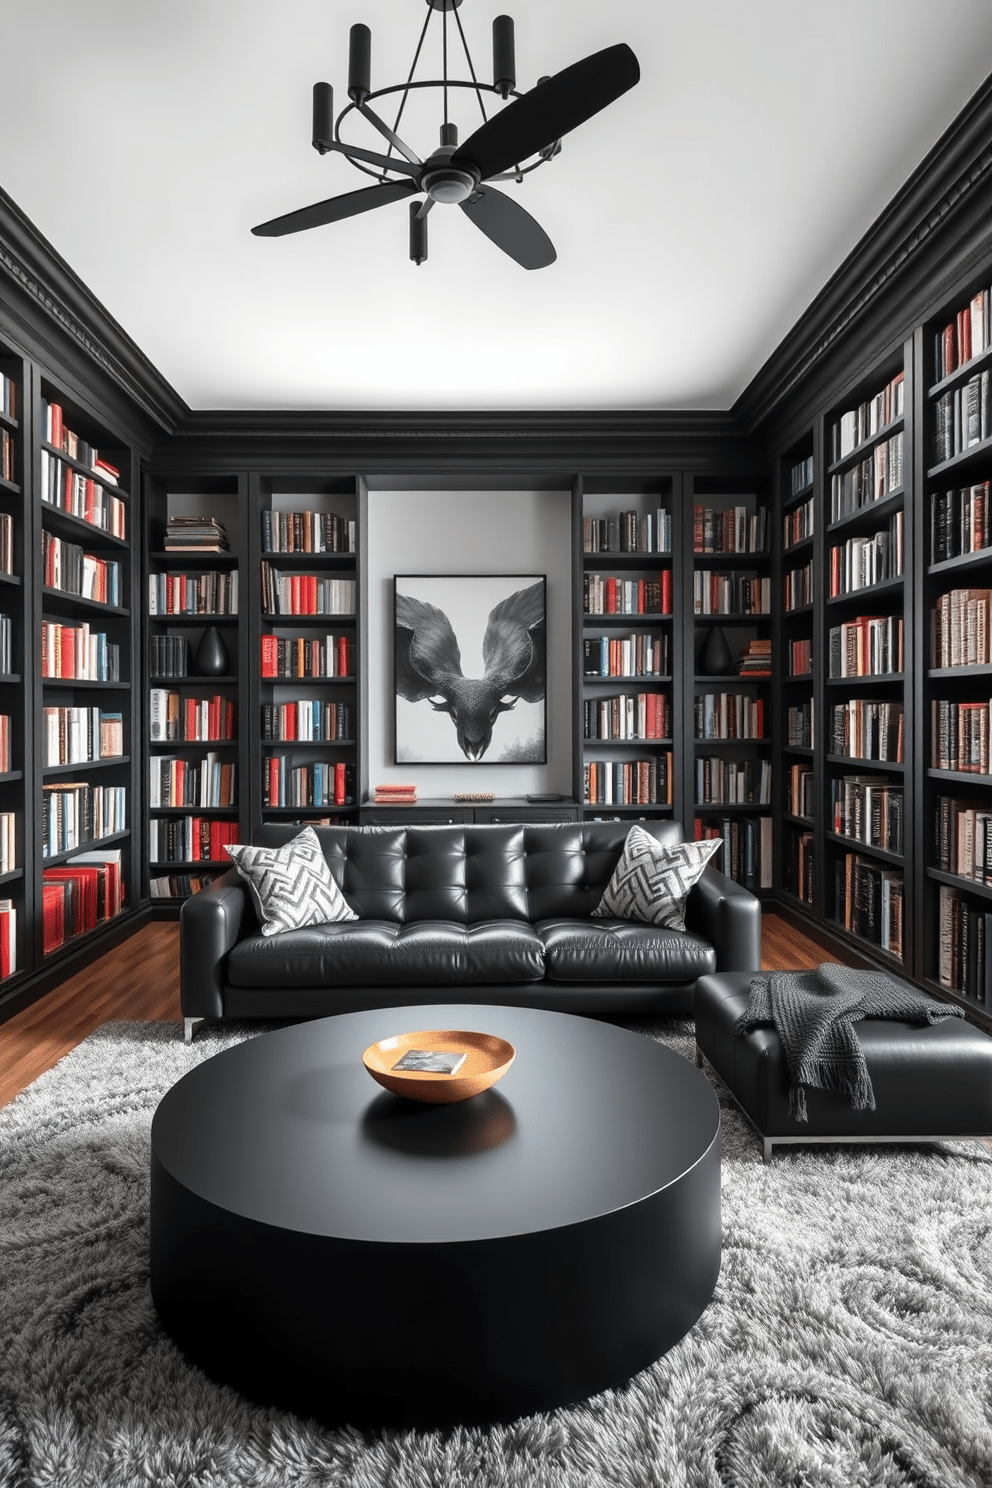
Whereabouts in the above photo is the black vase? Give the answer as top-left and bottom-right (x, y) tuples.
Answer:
(700, 625), (732, 676)
(195, 625), (229, 677)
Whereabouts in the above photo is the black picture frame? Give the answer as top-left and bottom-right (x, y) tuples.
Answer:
(393, 573), (547, 764)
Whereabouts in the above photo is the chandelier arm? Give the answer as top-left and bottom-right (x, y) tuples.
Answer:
(386, 0), (435, 177)
(451, 3), (489, 127)
(356, 102), (423, 167)
(315, 135), (420, 177)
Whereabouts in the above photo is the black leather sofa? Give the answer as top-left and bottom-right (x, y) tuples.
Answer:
(180, 819), (762, 1041)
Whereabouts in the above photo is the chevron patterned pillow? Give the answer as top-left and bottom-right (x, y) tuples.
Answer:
(592, 826), (722, 930)
(225, 827), (357, 936)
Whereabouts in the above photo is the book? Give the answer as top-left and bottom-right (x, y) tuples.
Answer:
(392, 1048), (467, 1074)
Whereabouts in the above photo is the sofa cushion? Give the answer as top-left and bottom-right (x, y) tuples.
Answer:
(537, 918), (717, 984)
(224, 827), (357, 936)
(593, 827), (721, 930)
(227, 919), (546, 988)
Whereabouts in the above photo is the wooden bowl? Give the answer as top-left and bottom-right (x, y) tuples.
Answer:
(362, 1028), (516, 1104)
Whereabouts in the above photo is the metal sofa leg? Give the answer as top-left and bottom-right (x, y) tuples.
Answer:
(183, 1017), (205, 1045)
(763, 1137), (773, 1163)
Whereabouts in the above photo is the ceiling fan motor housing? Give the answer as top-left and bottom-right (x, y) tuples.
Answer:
(421, 146), (480, 204)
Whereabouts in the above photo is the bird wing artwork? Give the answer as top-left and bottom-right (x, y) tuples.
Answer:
(396, 580), (545, 762)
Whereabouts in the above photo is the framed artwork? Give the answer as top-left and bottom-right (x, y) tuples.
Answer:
(394, 574), (547, 764)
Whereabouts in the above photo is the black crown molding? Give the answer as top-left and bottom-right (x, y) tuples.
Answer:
(151, 407), (762, 477)
(0, 185), (187, 437)
(735, 70), (992, 437)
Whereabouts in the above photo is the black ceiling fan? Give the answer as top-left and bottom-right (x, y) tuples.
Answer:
(251, 0), (639, 269)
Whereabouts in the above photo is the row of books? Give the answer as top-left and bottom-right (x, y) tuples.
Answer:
(583, 572), (672, 616)
(932, 370), (992, 465)
(930, 484), (992, 563)
(790, 639), (812, 677)
(260, 564), (356, 617)
(790, 455), (814, 498)
(933, 287), (991, 382)
(149, 692), (236, 743)
(40, 450), (126, 537)
(784, 560), (813, 611)
(783, 494), (814, 550)
(261, 701), (353, 742)
(787, 701), (814, 748)
(0, 373), (15, 420)
(1, 430), (13, 485)
(582, 633), (670, 678)
(582, 508), (671, 555)
(261, 633), (353, 679)
(583, 693), (669, 741)
(583, 755), (673, 807)
(935, 796), (992, 882)
(162, 515), (229, 554)
(791, 830), (814, 903)
(692, 505), (769, 555)
(692, 574), (771, 616)
(787, 764), (814, 818)
(0, 615), (11, 676)
(41, 622), (120, 681)
(695, 815), (772, 891)
(835, 853), (903, 959)
(936, 886), (992, 1006)
(263, 757), (352, 807)
(148, 816), (240, 865)
(149, 571), (238, 616)
(931, 587), (992, 668)
(42, 532), (121, 606)
(830, 699), (904, 762)
(42, 707), (123, 766)
(828, 515), (904, 598)
(830, 775), (904, 855)
(41, 401), (120, 487)
(694, 693), (765, 740)
(0, 899), (15, 979)
(0, 811), (13, 874)
(149, 635), (192, 679)
(149, 755), (236, 809)
(829, 431), (904, 520)
(695, 757), (771, 806)
(830, 372), (905, 462)
(149, 873), (218, 900)
(931, 698), (992, 774)
(41, 850), (124, 955)
(828, 615), (903, 678)
(41, 784), (126, 858)
(261, 510), (355, 554)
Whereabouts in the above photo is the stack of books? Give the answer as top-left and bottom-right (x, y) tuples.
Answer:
(163, 515), (230, 554)
(737, 639), (772, 676)
(373, 783), (418, 806)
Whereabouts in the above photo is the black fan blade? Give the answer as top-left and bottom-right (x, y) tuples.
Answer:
(252, 178), (417, 237)
(459, 186), (556, 270)
(452, 42), (639, 182)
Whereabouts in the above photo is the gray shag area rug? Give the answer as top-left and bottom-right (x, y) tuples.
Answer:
(2, 1020), (992, 1488)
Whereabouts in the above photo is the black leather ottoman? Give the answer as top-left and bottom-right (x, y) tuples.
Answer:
(695, 970), (992, 1161)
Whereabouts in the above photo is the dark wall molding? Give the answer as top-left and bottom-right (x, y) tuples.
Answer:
(0, 186), (186, 441)
(736, 73), (992, 440)
(151, 408), (762, 478)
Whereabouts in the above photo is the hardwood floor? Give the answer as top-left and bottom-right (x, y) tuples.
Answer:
(0, 911), (836, 1109)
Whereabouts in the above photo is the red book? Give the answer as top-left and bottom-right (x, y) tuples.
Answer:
(338, 636), (349, 676)
(42, 882), (65, 954)
(605, 576), (617, 614)
(661, 569), (672, 615)
(0, 907), (11, 979)
(290, 575), (301, 614)
(958, 307), (972, 366)
(943, 323), (956, 377)
(306, 574), (317, 613)
(334, 761), (346, 805)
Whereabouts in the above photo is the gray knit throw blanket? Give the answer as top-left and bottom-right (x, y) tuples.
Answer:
(735, 963), (964, 1121)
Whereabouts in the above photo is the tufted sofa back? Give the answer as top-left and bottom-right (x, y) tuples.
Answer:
(251, 820), (687, 924)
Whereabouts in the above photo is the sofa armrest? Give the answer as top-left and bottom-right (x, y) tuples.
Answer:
(179, 867), (248, 1020)
(683, 865), (761, 973)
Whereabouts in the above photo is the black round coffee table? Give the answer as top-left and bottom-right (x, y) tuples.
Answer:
(150, 1004), (721, 1423)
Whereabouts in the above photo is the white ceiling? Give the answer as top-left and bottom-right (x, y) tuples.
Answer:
(1, 1), (991, 414)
